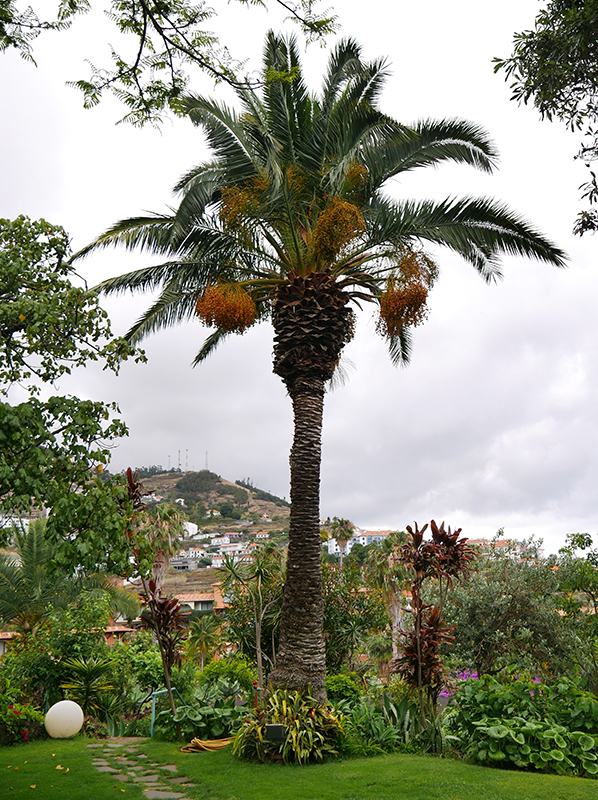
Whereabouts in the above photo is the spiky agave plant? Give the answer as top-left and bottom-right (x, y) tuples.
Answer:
(73, 31), (565, 702)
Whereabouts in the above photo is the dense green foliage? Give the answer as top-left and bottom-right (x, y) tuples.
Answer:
(450, 673), (598, 777)
(325, 673), (362, 702)
(0, 520), (138, 633)
(0, 677), (45, 745)
(197, 655), (256, 695)
(445, 536), (572, 676)
(154, 682), (249, 741)
(322, 562), (388, 673)
(495, 0), (598, 233)
(0, 216), (142, 573)
(233, 689), (344, 763)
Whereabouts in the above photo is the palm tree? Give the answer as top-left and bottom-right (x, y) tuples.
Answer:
(0, 520), (138, 634)
(75, 32), (565, 701)
(365, 531), (409, 662)
(187, 612), (220, 671)
(329, 517), (355, 569)
(142, 503), (186, 592)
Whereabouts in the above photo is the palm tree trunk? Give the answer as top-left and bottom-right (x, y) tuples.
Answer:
(153, 549), (168, 593)
(389, 593), (403, 662)
(269, 376), (327, 703)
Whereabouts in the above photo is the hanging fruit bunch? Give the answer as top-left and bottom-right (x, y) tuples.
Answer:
(195, 283), (257, 333)
(314, 196), (366, 265)
(377, 249), (438, 338)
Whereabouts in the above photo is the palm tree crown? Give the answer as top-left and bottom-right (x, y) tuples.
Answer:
(76, 32), (565, 700)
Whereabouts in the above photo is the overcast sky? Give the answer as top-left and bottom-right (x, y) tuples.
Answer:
(1, 0), (596, 554)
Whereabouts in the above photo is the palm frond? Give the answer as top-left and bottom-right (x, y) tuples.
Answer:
(192, 328), (233, 366)
(71, 214), (177, 262)
(366, 196), (566, 281)
(388, 327), (414, 367)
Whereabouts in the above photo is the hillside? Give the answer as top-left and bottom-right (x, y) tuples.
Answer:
(140, 469), (290, 534)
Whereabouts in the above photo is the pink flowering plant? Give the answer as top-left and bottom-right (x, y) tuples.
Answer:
(0, 678), (45, 745)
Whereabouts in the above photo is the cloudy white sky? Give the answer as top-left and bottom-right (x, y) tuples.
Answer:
(1, 0), (596, 554)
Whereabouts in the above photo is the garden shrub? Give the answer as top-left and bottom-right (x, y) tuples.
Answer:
(198, 655), (255, 695)
(325, 673), (362, 702)
(233, 689), (344, 763)
(450, 674), (598, 777)
(154, 695), (249, 741)
(0, 679), (45, 745)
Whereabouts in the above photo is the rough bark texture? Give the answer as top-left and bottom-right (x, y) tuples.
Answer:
(268, 378), (327, 702)
(268, 272), (353, 702)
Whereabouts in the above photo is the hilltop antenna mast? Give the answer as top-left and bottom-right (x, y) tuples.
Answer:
(168, 454), (171, 469)
(185, 449), (189, 470)
(177, 450), (181, 470)
(205, 451), (208, 470)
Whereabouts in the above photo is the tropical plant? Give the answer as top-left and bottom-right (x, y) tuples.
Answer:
(322, 561), (388, 673)
(154, 692), (249, 741)
(450, 673), (598, 777)
(138, 579), (189, 738)
(197, 655), (256, 696)
(221, 545), (285, 699)
(365, 531), (409, 661)
(233, 688), (344, 763)
(329, 517), (354, 568)
(187, 612), (220, 670)
(0, 520), (139, 634)
(325, 673), (362, 703)
(60, 655), (117, 717)
(75, 32), (565, 700)
(393, 520), (476, 726)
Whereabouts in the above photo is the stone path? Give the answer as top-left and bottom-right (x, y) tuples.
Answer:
(87, 740), (197, 799)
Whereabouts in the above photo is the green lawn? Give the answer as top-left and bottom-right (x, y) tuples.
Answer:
(1, 737), (597, 800)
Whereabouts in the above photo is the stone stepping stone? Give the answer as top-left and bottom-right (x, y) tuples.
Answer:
(92, 760), (110, 766)
(96, 766), (119, 773)
(134, 774), (159, 782)
(137, 755), (149, 759)
(168, 778), (191, 785)
(116, 758), (138, 765)
(125, 747), (139, 753)
(143, 791), (185, 799)
(113, 774), (129, 782)
(159, 765), (177, 773)
(87, 744), (103, 748)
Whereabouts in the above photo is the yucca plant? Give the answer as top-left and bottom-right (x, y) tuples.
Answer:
(60, 655), (117, 717)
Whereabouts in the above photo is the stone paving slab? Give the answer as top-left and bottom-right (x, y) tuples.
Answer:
(143, 791), (185, 799)
(96, 766), (119, 773)
(159, 765), (178, 772)
(113, 774), (129, 782)
(134, 774), (160, 782)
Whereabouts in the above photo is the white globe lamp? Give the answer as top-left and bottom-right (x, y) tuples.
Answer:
(44, 700), (84, 738)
